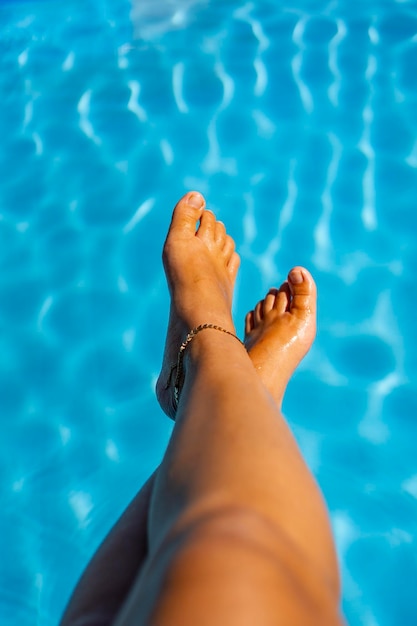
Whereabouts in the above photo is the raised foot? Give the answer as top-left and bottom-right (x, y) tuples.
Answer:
(244, 267), (317, 408)
(156, 191), (241, 419)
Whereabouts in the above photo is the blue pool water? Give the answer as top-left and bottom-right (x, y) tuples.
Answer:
(1, 1), (417, 624)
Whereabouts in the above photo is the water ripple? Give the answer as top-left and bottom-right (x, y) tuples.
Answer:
(32, 133), (43, 155)
(405, 140), (417, 167)
(77, 90), (101, 145)
(328, 19), (347, 106)
(292, 17), (314, 114)
(234, 3), (270, 97)
(172, 62), (188, 113)
(313, 133), (342, 270)
(37, 295), (54, 332)
(62, 51), (75, 72)
(123, 198), (155, 234)
(359, 39), (378, 231)
(203, 119), (237, 175)
(160, 139), (174, 165)
(272, 159), (298, 252)
(127, 80), (147, 122)
(18, 48), (29, 67)
(214, 60), (235, 110)
(68, 490), (93, 528)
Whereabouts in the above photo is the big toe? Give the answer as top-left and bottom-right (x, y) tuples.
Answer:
(287, 266), (316, 321)
(168, 191), (206, 238)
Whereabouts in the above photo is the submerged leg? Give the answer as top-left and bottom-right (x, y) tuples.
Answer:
(114, 192), (343, 626)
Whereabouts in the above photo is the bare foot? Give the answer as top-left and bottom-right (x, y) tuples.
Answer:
(244, 267), (317, 408)
(156, 191), (240, 419)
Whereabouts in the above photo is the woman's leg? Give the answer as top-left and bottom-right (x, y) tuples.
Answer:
(114, 192), (343, 626)
(59, 470), (157, 626)
(58, 194), (241, 625)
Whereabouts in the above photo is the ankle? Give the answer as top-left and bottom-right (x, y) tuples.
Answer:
(184, 323), (242, 362)
(173, 323), (242, 405)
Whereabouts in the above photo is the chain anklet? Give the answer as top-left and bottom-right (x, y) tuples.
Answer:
(167, 324), (244, 416)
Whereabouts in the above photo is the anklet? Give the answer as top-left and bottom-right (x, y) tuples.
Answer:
(167, 324), (244, 415)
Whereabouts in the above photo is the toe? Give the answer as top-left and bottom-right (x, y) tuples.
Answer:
(263, 289), (278, 314)
(288, 266), (316, 320)
(223, 234), (235, 262)
(168, 191), (205, 237)
(197, 209), (216, 242)
(215, 221), (227, 247)
(228, 251), (240, 280)
(245, 310), (254, 335)
(254, 300), (263, 325)
(275, 282), (291, 314)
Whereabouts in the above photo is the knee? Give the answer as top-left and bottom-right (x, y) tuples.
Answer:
(181, 504), (340, 601)
(173, 504), (284, 559)
(152, 505), (281, 594)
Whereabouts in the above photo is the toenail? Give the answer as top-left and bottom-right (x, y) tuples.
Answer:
(187, 192), (204, 209)
(289, 269), (303, 284)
